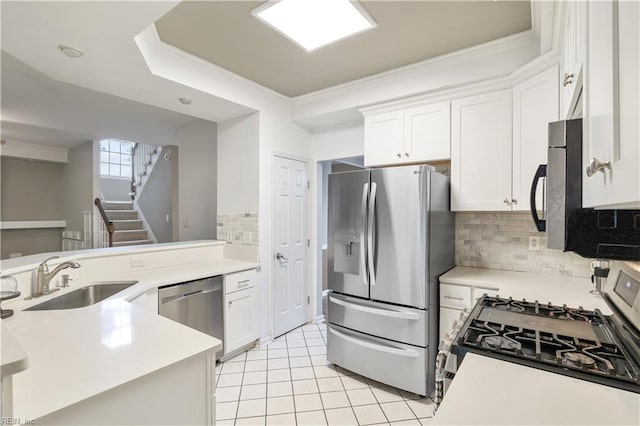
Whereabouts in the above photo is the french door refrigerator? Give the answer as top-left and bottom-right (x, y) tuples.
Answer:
(327, 164), (454, 396)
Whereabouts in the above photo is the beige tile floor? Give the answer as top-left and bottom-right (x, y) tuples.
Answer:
(215, 322), (434, 425)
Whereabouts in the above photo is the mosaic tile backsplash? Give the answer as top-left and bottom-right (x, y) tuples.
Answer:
(217, 213), (259, 246)
(455, 212), (592, 278)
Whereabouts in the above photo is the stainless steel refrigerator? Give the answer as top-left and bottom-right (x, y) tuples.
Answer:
(327, 164), (454, 396)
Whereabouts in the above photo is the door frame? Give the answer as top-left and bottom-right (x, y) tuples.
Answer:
(271, 152), (311, 338)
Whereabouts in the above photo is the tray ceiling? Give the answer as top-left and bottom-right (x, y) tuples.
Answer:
(156, 1), (531, 97)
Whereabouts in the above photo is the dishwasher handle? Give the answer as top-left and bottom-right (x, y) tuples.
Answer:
(160, 279), (222, 305)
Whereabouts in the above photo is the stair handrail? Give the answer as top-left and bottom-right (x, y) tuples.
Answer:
(130, 143), (138, 201)
(94, 198), (114, 248)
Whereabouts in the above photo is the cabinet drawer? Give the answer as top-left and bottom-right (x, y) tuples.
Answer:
(224, 269), (256, 294)
(472, 287), (500, 305)
(440, 284), (472, 309)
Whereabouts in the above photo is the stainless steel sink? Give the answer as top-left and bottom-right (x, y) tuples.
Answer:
(24, 281), (138, 311)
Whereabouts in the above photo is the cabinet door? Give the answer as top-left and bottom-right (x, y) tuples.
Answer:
(451, 90), (513, 211)
(560, 1), (585, 118)
(584, 0), (640, 208)
(224, 287), (258, 354)
(440, 307), (463, 344)
(403, 101), (451, 162)
(364, 111), (404, 167)
(512, 65), (559, 212)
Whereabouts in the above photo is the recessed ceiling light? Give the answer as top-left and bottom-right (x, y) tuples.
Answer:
(252, 0), (376, 52)
(179, 97), (192, 105)
(58, 45), (84, 58)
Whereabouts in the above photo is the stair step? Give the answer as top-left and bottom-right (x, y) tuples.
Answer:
(112, 239), (154, 247)
(113, 229), (148, 242)
(105, 210), (138, 220)
(112, 220), (144, 231)
(102, 201), (133, 210)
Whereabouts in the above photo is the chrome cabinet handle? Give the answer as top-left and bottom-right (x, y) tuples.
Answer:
(511, 199), (517, 205)
(404, 152), (410, 157)
(396, 153), (402, 158)
(444, 295), (464, 301)
(275, 252), (288, 262)
(586, 158), (611, 177)
(503, 199), (510, 205)
(563, 73), (574, 87)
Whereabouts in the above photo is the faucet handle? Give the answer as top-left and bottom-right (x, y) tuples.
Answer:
(40, 256), (60, 272)
(61, 274), (73, 288)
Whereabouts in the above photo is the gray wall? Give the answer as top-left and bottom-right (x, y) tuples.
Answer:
(1, 157), (62, 220)
(138, 146), (174, 243)
(178, 120), (217, 241)
(60, 141), (94, 233)
(100, 177), (130, 201)
(1, 157), (64, 258)
(1, 229), (62, 259)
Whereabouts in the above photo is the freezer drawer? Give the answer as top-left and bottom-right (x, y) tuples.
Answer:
(328, 293), (428, 347)
(327, 324), (429, 396)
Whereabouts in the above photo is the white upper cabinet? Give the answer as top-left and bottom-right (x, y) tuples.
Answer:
(451, 89), (512, 211)
(560, 0), (586, 119)
(584, 0), (640, 208)
(363, 101), (450, 167)
(512, 65), (559, 212)
(403, 102), (451, 162)
(363, 111), (404, 167)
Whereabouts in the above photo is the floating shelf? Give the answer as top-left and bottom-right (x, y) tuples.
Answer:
(0, 221), (66, 230)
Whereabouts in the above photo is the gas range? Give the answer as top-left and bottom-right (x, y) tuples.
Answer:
(435, 261), (640, 403)
(450, 295), (640, 393)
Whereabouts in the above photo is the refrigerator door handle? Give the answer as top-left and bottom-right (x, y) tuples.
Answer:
(329, 327), (420, 358)
(330, 296), (420, 320)
(367, 182), (377, 287)
(360, 183), (369, 285)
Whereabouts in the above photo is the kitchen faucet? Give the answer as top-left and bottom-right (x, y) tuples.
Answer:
(32, 256), (81, 297)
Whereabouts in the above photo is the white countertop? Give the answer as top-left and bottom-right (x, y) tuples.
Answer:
(440, 266), (610, 313)
(1, 323), (29, 378)
(2, 255), (258, 420)
(433, 353), (640, 425)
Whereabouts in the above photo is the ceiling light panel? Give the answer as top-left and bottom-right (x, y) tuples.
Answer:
(253, 0), (376, 52)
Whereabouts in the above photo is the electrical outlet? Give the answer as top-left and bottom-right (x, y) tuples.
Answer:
(183, 218), (191, 228)
(130, 259), (145, 268)
(165, 214), (170, 223)
(528, 236), (542, 251)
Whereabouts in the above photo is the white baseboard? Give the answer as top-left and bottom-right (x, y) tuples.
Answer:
(313, 314), (326, 324)
(258, 336), (274, 348)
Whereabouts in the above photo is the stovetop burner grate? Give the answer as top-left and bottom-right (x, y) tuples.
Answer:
(453, 296), (640, 392)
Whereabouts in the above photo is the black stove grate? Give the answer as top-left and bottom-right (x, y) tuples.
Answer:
(452, 296), (640, 393)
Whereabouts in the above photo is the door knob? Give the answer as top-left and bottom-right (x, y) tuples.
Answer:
(275, 252), (289, 262)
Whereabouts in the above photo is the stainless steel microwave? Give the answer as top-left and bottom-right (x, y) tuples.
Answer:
(530, 119), (640, 260)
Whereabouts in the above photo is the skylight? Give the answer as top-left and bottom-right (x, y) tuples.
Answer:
(252, 0), (376, 52)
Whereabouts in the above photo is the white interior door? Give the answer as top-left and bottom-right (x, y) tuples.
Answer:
(273, 156), (308, 337)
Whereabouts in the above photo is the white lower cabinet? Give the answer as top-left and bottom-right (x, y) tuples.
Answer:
(439, 283), (500, 343)
(224, 286), (258, 355)
(440, 306), (464, 344)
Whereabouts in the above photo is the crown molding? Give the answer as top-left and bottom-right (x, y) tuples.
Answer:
(510, 49), (561, 85)
(292, 30), (538, 107)
(359, 76), (513, 116)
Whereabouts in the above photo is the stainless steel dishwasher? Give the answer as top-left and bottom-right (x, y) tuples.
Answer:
(158, 276), (223, 358)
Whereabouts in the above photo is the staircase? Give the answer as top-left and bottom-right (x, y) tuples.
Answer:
(102, 201), (153, 247)
(131, 144), (160, 199)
